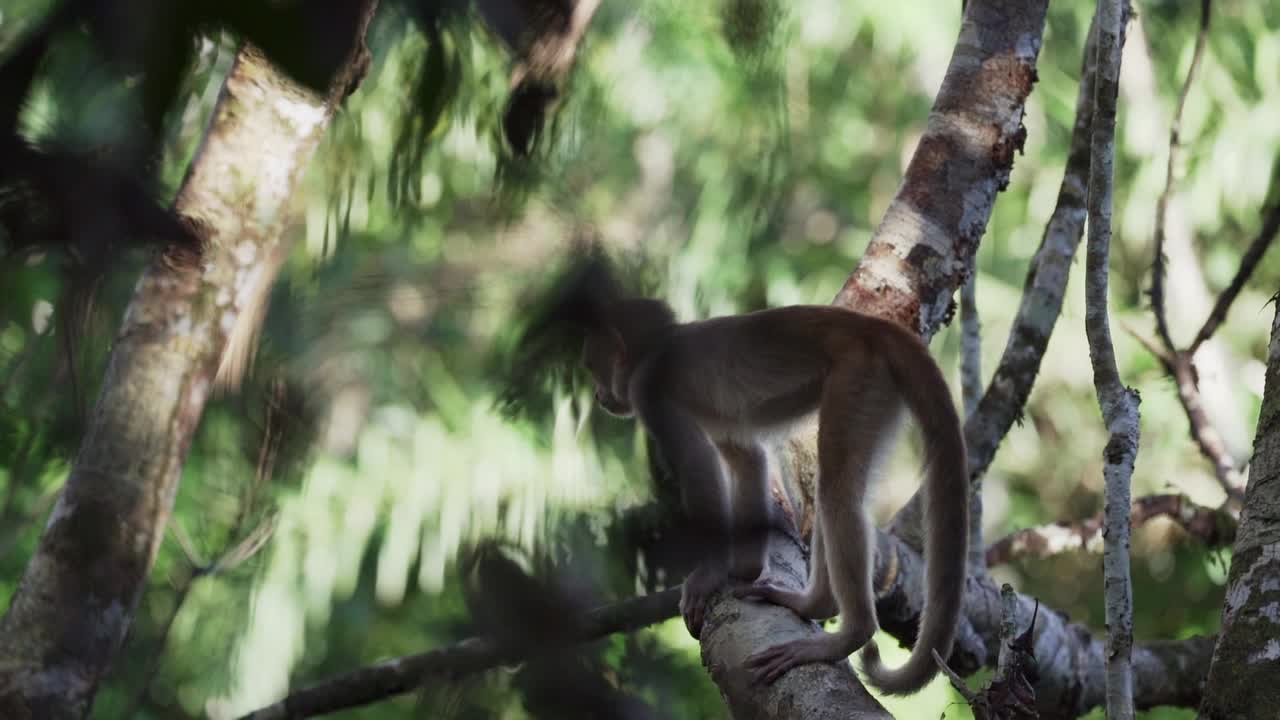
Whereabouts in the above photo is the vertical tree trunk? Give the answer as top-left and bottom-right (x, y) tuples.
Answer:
(0, 5), (378, 718)
(1199, 301), (1280, 719)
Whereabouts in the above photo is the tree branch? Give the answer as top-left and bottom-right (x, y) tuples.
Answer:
(1189, 198), (1280, 355)
(241, 515), (1219, 720)
(874, 527), (1212, 718)
(1149, 0), (1211, 354)
(238, 589), (682, 720)
(985, 493), (1237, 566)
(959, 258), (988, 570)
(1084, 0), (1138, 715)
(964, 15), (1097, 484)
(831, 0), (1047, 337)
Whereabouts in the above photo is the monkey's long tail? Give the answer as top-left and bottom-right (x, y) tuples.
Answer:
(860, 330), (969, 696)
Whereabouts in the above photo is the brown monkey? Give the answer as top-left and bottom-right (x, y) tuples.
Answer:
(505, 255), (968, 696)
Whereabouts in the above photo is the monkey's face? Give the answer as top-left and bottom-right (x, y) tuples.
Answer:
(582, 333), (634, 418)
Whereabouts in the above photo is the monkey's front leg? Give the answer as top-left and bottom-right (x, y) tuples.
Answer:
(635, 390), (733, 637)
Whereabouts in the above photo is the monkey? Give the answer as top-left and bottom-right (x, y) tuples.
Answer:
(517, 255), (969, 696)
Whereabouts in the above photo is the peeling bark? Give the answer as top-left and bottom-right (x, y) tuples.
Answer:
(833, 0), (1047, 338)
(1199, 302), (1280, 719)
(0, 6), (379, 718)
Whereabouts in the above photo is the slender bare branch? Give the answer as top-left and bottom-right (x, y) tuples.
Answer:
(237, 589), (682, 720)
(1150, 0), (1211, 354)
(1172, 354), (1247, 501)
(1085, 0), (1139, 716)
(985, 492), (1237, 566)
(933, 649), (980, 703)
(964, 15), (1098, 483)
(1189, 195), (1280, 355)
(1130, 0), (1265, 505)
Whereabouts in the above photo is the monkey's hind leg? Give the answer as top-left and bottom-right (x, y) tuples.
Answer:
(717, 440), (772, 582)
(744, 366), (897, 685)
(732, 512), (837, 620)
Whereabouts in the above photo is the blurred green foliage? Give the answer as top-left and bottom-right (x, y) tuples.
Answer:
(2, 0), (1280, 718)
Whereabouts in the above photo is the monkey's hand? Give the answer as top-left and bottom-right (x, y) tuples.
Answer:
(680, 564), (728, 638)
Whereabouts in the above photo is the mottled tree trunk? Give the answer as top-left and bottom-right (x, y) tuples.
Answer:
(1199, 301), (1280, 719)
(699, 0), (1049, 716)
(0, 5), (378, 718)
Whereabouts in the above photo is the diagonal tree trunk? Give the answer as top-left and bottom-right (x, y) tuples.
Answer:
(0, 5), (378, 718)
(1198, 297), (1280, 719)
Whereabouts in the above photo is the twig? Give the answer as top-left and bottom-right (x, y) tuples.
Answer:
(1135, 0), (1261, 505)
(985, 492), (1237, 566)
(994, 584), (1020, 681)
(122, 514), (277, 717)
(1119, 321), (1172, 370)
(1150, 0), (1211, 353)
(1189, 198), (1280, 355)
(1171, 353), (1246, 502)
(1085, 0), (1138, 716)
(933, 649), (979, 704)
(934, 586), (1041, 720)
(237, 588), (682, 720)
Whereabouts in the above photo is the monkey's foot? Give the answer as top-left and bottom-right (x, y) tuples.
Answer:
(681, 565), (728, 638)
(732, 582), (836, 620)
(744, 634), (857, 685)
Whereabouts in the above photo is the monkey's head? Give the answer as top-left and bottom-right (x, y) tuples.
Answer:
(580, 299), (677, 419)
(581, 328), (633, 417)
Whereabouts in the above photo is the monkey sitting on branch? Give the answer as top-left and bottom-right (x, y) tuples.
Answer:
(499, 249), (969, 696)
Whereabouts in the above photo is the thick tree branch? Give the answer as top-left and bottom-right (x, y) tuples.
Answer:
(1084, 0), (1138, 716)
(0, 5), (379, 717)
(874, 527), (1211, 718)
(985, 493), (1237, 567)
(242, 513), (894, 720)
(831, 0), (1047, 336)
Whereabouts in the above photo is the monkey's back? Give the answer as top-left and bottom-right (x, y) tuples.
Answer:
(654, 306), (908, 440)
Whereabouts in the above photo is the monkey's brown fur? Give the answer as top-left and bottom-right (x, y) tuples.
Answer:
(510, 255), (968, 696)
